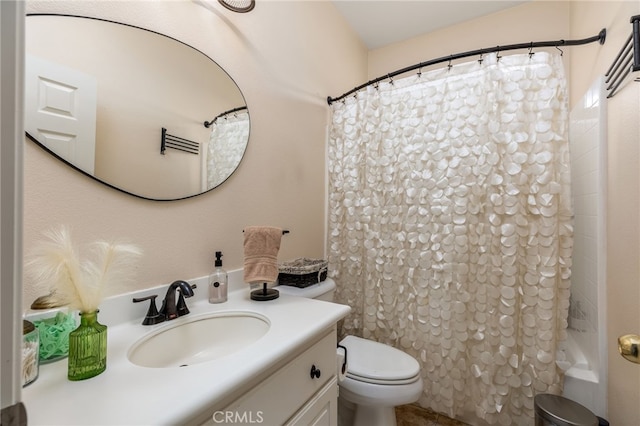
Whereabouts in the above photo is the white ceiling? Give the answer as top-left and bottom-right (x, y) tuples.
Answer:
(331, 0), (530, 50)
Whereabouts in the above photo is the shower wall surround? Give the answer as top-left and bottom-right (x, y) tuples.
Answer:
(568, 78), (606, 352)
(566, 77), (607, 417)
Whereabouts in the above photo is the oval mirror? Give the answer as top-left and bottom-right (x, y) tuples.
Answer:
(25, 14), (250, 201)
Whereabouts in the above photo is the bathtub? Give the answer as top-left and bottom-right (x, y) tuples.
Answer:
(557, 331), (606, 418)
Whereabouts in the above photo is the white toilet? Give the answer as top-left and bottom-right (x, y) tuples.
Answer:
(276, 278), (424, 426)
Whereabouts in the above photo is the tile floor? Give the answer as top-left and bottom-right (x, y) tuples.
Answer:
(396, 404), (469, 426)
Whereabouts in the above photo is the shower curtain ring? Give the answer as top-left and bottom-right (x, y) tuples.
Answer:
(496, 46), (502, 62)
(447, 56), (453, 71)
(478, 52), (484, 65)
(388, 74), (394, 85)
(556, 43), (564, 56)
(529, 42), (535, 58)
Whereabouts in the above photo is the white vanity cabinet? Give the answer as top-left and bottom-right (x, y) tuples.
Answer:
(202, 328), (339, 426)
(22, 284), (351, 426)
(285, 378), (338, 426)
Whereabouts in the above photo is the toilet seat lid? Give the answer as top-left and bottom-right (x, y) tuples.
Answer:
(340, 335), (420, 382)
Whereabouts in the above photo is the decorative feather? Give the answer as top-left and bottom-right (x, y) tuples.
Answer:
(27, 226), (142, 313)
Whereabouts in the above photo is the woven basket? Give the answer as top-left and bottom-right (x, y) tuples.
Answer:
(278, 258), (328, 288)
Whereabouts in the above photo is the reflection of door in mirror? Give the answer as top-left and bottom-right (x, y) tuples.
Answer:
(25, 54), (97, 175)
(25, 15), (249, 201)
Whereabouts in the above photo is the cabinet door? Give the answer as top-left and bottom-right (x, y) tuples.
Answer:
(286, 378), (338, 426)
(217, 329), (337, 426)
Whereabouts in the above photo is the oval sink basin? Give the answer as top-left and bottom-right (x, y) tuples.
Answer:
(128, 312), (270, 368)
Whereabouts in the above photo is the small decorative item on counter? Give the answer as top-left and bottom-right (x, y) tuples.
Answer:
(22, 320), (40, 387)
(26, 225), (142, 381)
(33, 311), (76, 363)
(30, 291), (66, 310)
(68, 310), (107, 380)
(209, 251), (228, 304)
(278, 258), (328, 288)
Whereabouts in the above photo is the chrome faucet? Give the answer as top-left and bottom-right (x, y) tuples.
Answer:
(159, 280), (195, 321)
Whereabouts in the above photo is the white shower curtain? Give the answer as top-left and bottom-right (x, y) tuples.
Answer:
(206, 110), (250, 188)
(327, 52), (573, 425)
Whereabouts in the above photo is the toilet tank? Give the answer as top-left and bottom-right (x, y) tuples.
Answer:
(276, 278), (336, 302)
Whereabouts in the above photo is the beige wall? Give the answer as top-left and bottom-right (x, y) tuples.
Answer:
(367, 1), (571, 80)
(22, 0), (367, 305)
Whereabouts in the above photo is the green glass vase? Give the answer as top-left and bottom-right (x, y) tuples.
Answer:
(68, 310), (107, 381)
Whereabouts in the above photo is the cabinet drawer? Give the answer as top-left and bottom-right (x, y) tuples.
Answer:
(220, 329), (337, 426)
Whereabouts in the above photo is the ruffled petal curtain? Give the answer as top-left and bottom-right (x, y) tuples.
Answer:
(327, 52), (572, 424)
(206, 110), (250, 188)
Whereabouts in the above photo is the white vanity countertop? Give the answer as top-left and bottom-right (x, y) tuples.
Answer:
(22, 276), (351, 426)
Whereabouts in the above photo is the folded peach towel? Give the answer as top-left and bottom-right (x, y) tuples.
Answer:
(243, 226), (282, 284)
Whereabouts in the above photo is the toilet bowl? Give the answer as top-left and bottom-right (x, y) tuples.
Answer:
(276, 279), (424, 426)
(338, 335), (423, 426)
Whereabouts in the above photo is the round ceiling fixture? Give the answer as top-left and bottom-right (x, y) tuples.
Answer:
(218, 0), (255, 13)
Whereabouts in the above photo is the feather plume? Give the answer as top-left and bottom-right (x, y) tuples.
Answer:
(27, 226), (142, 313)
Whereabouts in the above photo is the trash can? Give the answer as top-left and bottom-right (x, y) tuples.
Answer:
(534, 394), (598, 426)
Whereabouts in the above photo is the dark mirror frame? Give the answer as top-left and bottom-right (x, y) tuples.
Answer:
(25, 13), (250, 201)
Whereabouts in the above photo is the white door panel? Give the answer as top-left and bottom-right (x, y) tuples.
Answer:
(25, 54), (97, 174)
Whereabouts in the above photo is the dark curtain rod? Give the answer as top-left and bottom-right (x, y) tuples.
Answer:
(327, 29), (607, 105)
(204, 106), (248, 128)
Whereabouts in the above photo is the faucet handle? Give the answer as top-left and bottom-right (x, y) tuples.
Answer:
(132, 295), (166, 325)
(176, 284), (197, 317)
(176, 292), (190, 317)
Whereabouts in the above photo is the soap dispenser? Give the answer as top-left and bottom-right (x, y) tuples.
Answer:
(209, 251), (228, 303)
